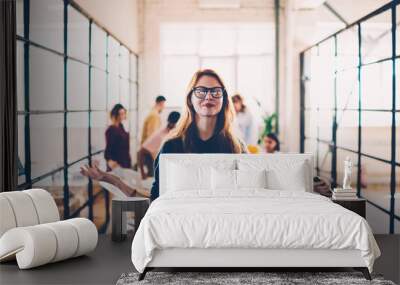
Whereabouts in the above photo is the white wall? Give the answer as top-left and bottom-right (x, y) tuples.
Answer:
(73, 0), (140, 52)
(140, 0), (279, 137)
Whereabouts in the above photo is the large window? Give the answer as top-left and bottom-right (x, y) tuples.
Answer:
(16, 0), (139, 231)
(160, 23), (275, 139)
(300, 1), (399, 234)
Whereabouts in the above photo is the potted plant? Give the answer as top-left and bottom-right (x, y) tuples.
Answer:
(258, 112), (277, 143)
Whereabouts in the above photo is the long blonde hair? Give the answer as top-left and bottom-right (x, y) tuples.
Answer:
(169, 69), (243, 153)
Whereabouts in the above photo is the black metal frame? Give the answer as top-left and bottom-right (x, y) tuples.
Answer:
(16, 0), (139, 232)
(192, 87), (225, 99)
(274, 0), (280, 134)
(300, 1), (399, 233)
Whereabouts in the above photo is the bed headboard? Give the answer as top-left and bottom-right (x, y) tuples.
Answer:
(159, 153), (314, 196)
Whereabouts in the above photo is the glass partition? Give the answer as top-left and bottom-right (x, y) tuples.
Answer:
(16, 0), (139, 232)
(300, 1), (399, 234)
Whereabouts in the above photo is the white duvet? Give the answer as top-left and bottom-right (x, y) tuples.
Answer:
(131, 190), (380, 273)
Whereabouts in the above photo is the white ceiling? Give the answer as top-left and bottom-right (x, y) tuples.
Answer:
(293, 0), (392, 49)
(325, 0), (390, 24)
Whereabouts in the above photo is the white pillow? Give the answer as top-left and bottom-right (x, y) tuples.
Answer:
(166, 158), (236, 192)
(236, 169), (267, 189)
(265, 162), (307, 191)
(211, 168), (237, 190)
(167, 162), (212, 191)
(211, 169), (267, 190)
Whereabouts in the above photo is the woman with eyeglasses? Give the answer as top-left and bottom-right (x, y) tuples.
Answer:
(80, 69), (246, 199)
(148, 69), (246, 200)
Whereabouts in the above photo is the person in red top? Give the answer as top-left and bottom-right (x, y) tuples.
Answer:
(104, 104), (131, 171)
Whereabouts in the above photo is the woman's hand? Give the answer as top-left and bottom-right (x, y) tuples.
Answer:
(80, 164), (106, 181)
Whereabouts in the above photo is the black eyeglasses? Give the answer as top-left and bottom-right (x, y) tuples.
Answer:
(192, 87), (225, 99)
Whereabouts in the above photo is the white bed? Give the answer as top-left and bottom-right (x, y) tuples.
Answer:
(131, 154), (380, 280)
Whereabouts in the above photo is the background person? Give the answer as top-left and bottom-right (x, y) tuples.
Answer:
(263, 133), (280, 153)
(104, 104), (131, 171)
(137, 111), (181, 179)
(232, 93), (255, 145)
(140, 95), (166, 144)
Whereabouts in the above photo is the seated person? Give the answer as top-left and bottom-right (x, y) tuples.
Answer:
(138, 111), (181, 179)
(263, 133), (280, 153)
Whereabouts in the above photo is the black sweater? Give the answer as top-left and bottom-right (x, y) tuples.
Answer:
(150, 134), (244, 200)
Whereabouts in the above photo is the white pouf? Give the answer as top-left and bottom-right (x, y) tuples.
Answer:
(0, 218), (98, 269)
(1, 191), (39, 227)
(42, 221), (79, 262)
(24, 188), (60, 223)
(65, 218), (98, 257)
(0, 189), (98, 269)
(0, 196), (17, 237)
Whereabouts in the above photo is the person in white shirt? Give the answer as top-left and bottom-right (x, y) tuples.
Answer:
(232, 93), (255, 145)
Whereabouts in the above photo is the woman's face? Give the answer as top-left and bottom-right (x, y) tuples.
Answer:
(264, 136), (277, 153)
(118, 109), (127, 121)
(191, 75), (224, 118)
(233, 100), (242, 113)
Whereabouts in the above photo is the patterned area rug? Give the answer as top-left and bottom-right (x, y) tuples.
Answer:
(116, 271), (395, 285)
